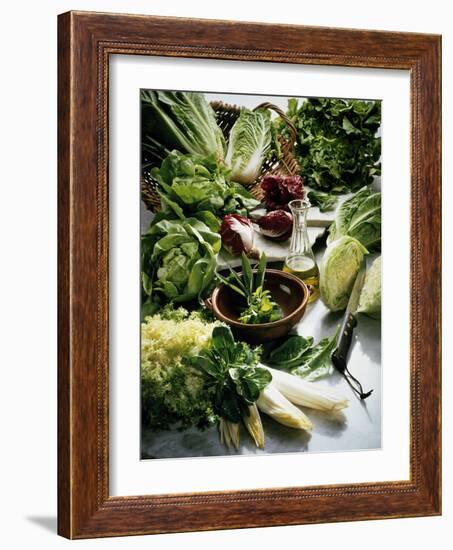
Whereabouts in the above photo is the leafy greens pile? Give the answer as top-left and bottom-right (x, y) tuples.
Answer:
(141, 309), (349, 444)
(318, 186), (381, 312)
(280, 98), (381, 194)
(141, 312), (272, 435)
(189, 326), (271, 424)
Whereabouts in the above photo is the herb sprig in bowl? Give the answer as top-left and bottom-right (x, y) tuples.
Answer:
(216, 252), (282, 325)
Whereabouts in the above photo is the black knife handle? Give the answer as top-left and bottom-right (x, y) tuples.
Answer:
(332, 312), (357, 372)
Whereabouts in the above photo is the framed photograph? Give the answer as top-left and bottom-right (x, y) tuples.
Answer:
(58, 11), (441, 539)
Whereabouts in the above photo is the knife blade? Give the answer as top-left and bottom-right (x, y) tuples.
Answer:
(331, 259), (373, 399)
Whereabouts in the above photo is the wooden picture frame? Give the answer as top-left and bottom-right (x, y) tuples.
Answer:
(58, 11), (442, 539)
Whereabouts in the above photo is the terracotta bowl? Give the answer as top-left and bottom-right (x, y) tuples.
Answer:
(210, 269), (309, 344)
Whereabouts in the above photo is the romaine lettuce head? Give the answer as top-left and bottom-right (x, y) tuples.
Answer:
(357, 256), (381, 318)
(141, 217), (221, 305)
(328, 186), (381, 251)
(320, 236), (368, 312)
(225, 109), (273, 185)
(141, 90), (226, 167)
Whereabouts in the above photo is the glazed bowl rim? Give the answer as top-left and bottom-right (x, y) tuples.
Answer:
(210, 268), (309, 329)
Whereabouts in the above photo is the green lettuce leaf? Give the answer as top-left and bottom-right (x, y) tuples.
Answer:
(265, 330), (339, 381)
(307, 190), (338, 212)
(290, 330), (339, 381)
(266, 335), (314, 370)
(328, 186), (381, 251)
(141, 90), (225, 169)
(151, 150), (259, 218)
(141, 217), (221, 305)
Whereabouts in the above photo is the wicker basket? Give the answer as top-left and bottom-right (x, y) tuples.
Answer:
(141, 101), (300, 212)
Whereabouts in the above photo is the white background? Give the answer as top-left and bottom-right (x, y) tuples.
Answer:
(0, 0), (450, 548)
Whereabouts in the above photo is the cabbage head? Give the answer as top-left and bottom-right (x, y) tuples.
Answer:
(225, 109), (273, 184)
(320, 236), (368, 312)
(357, 256), (381, 318)
(141, 217), (221, 307)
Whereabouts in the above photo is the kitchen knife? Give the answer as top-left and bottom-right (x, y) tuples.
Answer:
(331, 259), (373, 399)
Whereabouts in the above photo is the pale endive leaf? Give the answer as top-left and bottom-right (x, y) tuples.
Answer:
(219, 419), (240, 450)
(243, 404), (265, 449)
(261, 365), (349, 411)
(257, 385), (312, 431)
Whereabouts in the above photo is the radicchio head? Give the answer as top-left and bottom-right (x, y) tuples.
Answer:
(261, 174), (305, 211)
(257, 210), (293, 241)
(220, 214), (259, 258)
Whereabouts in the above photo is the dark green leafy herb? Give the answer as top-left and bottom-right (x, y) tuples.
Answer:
(266, 329), (339, 381)
(307, 190), (338, 212)
(189, 326), (271, 422)
(267, 335), (314, 369)
(216, 252), (282, 325)
(238, 289), (282, 324)
(290, 331), (339, 380)
(277, 98), (381, 194)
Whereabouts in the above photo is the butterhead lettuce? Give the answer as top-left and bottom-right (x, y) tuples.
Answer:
(141, 217), (221, 308)
(151, 151), (260, 218)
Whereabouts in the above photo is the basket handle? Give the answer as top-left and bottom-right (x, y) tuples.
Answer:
(254, 102), (297, 146)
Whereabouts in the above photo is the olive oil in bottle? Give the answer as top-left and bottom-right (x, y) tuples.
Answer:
(284, 198), (320, 303)
(283, 256), (320, 303)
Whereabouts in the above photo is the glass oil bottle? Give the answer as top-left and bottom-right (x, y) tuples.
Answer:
(283, 198), (320, 303)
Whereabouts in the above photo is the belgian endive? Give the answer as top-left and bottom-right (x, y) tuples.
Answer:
(243, 404), (265, 449)
(261, 365), (349, 411)
(219, 419), (240, 450)
(257, 384), (312, 431)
